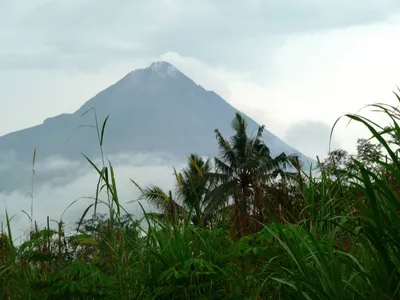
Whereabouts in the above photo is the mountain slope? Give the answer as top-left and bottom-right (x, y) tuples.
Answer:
(0, 61), (314, 191)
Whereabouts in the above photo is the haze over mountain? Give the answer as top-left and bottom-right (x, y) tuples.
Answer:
(0, 61), (314, 193)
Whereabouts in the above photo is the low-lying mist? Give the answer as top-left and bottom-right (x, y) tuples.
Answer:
(0, 151), (187, 242)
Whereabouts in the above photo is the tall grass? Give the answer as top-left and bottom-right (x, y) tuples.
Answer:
(1, 97), (400, 299)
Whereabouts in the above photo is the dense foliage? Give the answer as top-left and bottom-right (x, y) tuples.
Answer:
(1, 95), (400, 299)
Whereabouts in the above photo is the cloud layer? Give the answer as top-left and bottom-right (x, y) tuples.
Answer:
(0, 151), (186, 242)
(2, 1), (400, 71)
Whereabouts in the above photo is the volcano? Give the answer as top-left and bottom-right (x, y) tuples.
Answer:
(0, 61), (314, 192)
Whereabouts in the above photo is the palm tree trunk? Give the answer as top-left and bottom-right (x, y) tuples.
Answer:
(240, 184), (250, 237)
(168, 190), (176, 225)
(254, 185), (263, 231)
(233, 195), (242, 239)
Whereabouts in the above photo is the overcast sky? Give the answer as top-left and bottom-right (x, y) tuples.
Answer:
(1, 0), (400, 157)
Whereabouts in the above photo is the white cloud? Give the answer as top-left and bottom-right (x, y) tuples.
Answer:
(162, 19), (400, 156)
(0, 152), (186, 243)
(284, 121), (342, 160)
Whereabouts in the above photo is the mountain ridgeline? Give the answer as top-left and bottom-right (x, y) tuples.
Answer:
(0, 61), (313, 192)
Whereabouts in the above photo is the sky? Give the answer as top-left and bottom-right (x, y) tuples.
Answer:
(1, 1), (400, 238)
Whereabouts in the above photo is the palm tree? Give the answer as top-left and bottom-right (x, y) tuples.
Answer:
(132, 154), (225, 227)
(174, 154), (224, 227)
(213, 113), (298, 236)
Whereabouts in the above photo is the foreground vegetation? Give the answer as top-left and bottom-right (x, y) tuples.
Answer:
(1, 94), (400, 299)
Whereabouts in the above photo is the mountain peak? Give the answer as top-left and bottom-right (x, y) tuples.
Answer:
(147, 61), (179, 76)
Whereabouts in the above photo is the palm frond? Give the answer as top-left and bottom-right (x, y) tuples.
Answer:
(204, 180), (237, 217)
(214, 157), (233, 176)
(140, 185), (185, 217)
(215, 129), (237, 168)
